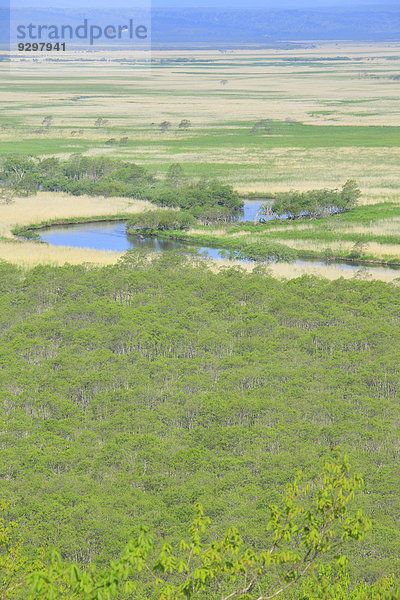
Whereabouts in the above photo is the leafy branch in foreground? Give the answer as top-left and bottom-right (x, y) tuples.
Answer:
(0, 501), (41, 600)
(29, 451), (381, 600)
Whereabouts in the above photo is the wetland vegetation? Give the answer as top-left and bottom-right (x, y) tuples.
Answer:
(6, 155), (397, 268)
(1, 42), (400, 598)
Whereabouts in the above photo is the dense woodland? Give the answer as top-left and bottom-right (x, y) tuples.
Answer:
(0, 254), (399, 598)
(0, 156), (242, 219)
(4, 453), (399, 599)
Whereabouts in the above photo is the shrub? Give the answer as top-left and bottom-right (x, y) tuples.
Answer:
(92, 181), (127, 197)
(265, 181), (361, 221)
(127, 210), (197, 232)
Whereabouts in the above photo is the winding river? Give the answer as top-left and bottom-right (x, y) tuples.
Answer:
(40, 201), (266, 254)
(40, 218), (400, 280)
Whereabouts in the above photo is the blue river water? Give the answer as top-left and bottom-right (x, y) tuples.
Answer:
(40, 201), (266, 253)
(39, 220), (400, 277)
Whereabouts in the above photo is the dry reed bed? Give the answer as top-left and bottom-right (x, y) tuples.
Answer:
(0, 193), (155, 238)
(0, 240), (121, 268)
(3, 45), (400, 130)
(209, 258), (400, 283)
(268, 238), (400, 260)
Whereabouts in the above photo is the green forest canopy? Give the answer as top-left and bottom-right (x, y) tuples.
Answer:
(0, 254), (399, 597)
(4, 453), (399, 599)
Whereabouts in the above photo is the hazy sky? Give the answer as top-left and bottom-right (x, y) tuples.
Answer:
(151, 0), (398, 6)
(12, 0), (399, 8)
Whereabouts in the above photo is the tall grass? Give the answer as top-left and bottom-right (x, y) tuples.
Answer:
(0, 240), (121, 268)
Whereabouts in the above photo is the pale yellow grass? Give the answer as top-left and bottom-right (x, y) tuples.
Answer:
(229, 147), (400, 197)
(209, 257), (400, 283)
(340, 217), (400, 236)
(4, 44), (400, 130)
(0, 193), (155, 237)
(2, 239), (398, 283)
(190, 229), (252, 238)
(270, 238), (400, 260)
(0, 241), (121, 268)
(188, 228), (226, 236)
(3, 44), (400, 195)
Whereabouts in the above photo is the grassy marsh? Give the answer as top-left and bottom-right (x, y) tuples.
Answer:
(162, 203), (400, 266)
(2, 44), (400, 196)
(2, 44), (400, 274)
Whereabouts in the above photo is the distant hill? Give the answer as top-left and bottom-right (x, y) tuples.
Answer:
(151, 6), (400, 44)
(8, 5), (400, 47)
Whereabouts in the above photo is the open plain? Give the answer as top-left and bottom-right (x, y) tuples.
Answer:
(2, 43), (400, 275)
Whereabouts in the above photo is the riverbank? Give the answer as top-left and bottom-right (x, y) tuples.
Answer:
(12, 214), (133, 238)
(158, 229), (400, 268)
(0, 237), (122, 268)
(0, 192), (155, 267)
(149, 201), (400, 268)
(4, 191), (400, 280)
(9, 218), (400, 283)
(0, 192), (155, 239)
(14, 212), (400, 269)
